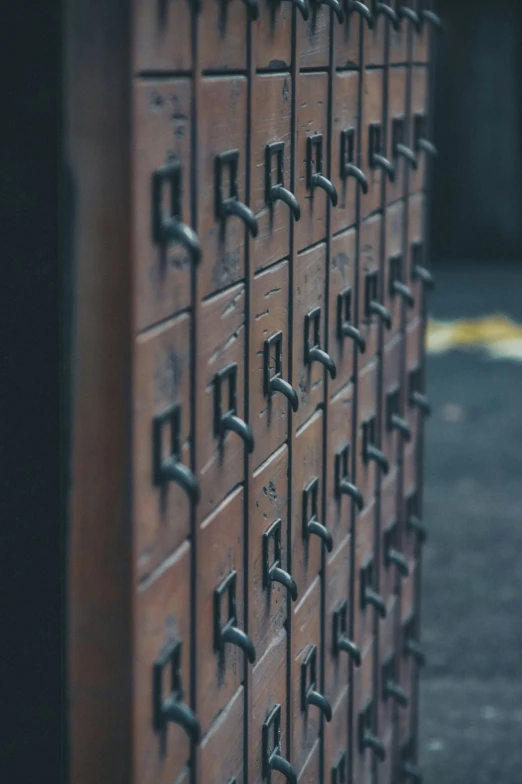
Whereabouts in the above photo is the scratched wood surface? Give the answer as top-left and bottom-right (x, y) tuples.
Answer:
(67, 1), (438, 781)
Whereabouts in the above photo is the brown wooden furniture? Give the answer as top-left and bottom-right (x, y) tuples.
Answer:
(66, 1), (438, 781)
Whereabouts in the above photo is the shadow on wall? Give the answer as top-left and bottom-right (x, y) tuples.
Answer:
(431, 0), (522, 260)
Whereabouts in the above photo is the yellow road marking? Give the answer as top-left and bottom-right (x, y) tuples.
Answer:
(426, 314), (522, 361)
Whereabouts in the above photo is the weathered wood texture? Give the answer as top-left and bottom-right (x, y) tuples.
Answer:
(67, 0), (436, 781)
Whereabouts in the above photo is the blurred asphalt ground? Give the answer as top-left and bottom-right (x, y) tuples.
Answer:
(420, 260), (522, 783)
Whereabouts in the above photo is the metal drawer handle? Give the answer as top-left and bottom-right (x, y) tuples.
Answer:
(306, 519), (333, 552)
(310, 172), (339, 206)
(392, 280), (415, 307)
(371, 152), (396, 182)
(398, 5), (421, 31)
(269, 754), (297, 783)
(411, 391), (431, 416)
(342, 323), (367, 353)
(269, 376), (299, 412)
(421, 9), (442, 29)
(307, 689), (332, 721)
(349, 0), (374, 28)
(269, 565), (298, 601)
(368, 300), (392, 329)
(344, 163), (369, 193)
(269, 184), (301, 220)
(408, 513), (427, 543)
(338, 479), (365, 510)
(220, 412), (255, 453)
(395, 143), (418, 170)
(387, 547), (410, 577)
(374, 2), (399, 29)
(220, 624), (256, 663)
(390, 413), (412, 441)
(161, 458), (200, 504)
(362, 731), (387, 761)
(417, 138), (438, 157)
(160, 219), (202, 262)
(338, 636), (362, 666)
(162, 696), (201, 742)
(405, 638), (426, 667)
(366, 445), (389, 474)
(221, 199), (259, 237)
(308, 346), (337, 379)
(413, 264), (435, 289)
(242, 0), (260, 20)
(152, 163), (201, 263)
(318, 0), (344, 24)
(285, 0), (309, 21)
(365, 588), (387, 618)
(384, 678), (409, 707)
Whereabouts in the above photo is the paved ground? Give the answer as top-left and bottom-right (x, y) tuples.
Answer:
(420, 259), (522, 783)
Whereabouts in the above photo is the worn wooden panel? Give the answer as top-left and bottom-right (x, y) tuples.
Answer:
(198, 77), (248, 298)
(249, 446), (290, 658)
(295, 73), (330, 251)
(251, 73), (293, 274)
(133, 79), (192, 330)
(251, 261), (290, 469)
(197, 488), (246, 735)
(134, 542), (192, 784)
(198, 0), (247, 71)
(134, 312), (191, 579)
(329, 229), (357, 396)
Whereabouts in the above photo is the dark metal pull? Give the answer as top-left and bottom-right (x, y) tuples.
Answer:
(284, 0), (309, 20)
(342, 323), (366, 353)
(369, 300), (392, 329)
(220, 625), (256, 663)
(269, 184), (301, 221)
(161, 219), (202, 263)
(403, 761), (423, 782)
(269, 375), (299, 412)
(411, 391), (431, 416)
(408, 514), (427, 543)
(390, 414), (412, 441)
(413, 264), (435, 289)
(339, 479), (365, 510)
(385, 680), (409, 707)
(344, 163), (369, 193)
(388, 548), (410, 577)
(395, 143), (418, 169)
(269, 565), (298, 602)
(220, 412), (255, 452)
(371, 153), (396, 182)
(221, 199), (259, 237)
(318, 0), (345, 24)
(349, 0), (374, 28)
(398, 5), (421, 30)
(310, 173), (339, 206)
(307, 690), (333, 721)
(306, 519), (334, 552)
(338, 636), (362, 666)
(308, 346), (337, 379)
(270, 754), (298, 784)
(161, 458), (201, 504)
(362, 732), (387, 761)
(365, 589), (387, 618)
(242, 0), (260, 19)
(374, 2), (399, 29)
(162, 696), (201, 742)
(417, 138), (437, 157)
(161, 695), (200, 742)
(366, 445), (389, 475)
(392, 280), (415, 307)
(421, 9), (441, 29)
(405, 639), (426, 667)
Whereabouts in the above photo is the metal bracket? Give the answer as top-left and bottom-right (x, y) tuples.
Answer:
(213, 363), (238, 437)
(153, 403), (181, 486)
(332, 750), (347, 784)
(262, 704), (282, 779)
